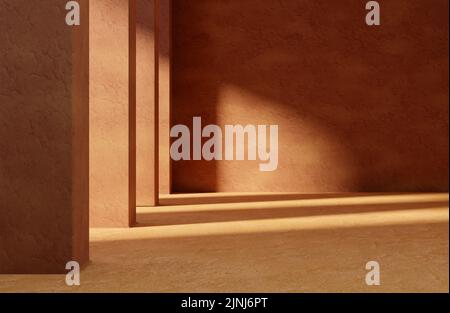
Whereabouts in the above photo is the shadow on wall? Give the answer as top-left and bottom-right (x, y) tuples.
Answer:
(171, 0), (449, 193)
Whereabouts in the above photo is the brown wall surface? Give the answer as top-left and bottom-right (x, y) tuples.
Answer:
(0, 0), (89, 273)
(172, 0), (449, 193)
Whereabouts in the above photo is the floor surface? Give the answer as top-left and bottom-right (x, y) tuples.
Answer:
(1, 193), (448, 292)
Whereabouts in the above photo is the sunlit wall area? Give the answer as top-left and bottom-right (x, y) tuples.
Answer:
(171, 0), (449, 193)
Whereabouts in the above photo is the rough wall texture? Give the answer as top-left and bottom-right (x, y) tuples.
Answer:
(172, 0), (449, 193)
(90, 0), (134, 226)
(0, 0), (89, 273)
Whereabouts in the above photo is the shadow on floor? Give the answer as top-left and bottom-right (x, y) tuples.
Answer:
(85, 222), (449, 292)
(2, 214), (448, 292)
(157, 192), (438, 206)
(138, 195), (449, 227)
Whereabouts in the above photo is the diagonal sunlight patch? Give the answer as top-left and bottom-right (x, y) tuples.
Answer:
(145, 193), (449, 213)
(91, 207), (449, 243)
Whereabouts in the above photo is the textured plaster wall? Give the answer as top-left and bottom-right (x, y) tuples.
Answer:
(90, 0), (134, 226)
(0, 0), (89, 273)
(172, 0), (449, 193)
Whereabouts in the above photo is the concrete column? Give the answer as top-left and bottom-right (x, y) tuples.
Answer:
(158, 0), (172, 195)
(136, 0), (158, 207)
(0, 0), (89, 273)
(90, 0), (136, 227)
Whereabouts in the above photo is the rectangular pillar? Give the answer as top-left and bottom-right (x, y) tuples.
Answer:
(136, 0), (158, 207)
(0, 0), (89, 273)
(90, 0), (135, 227)
(158, 0), (172, 195)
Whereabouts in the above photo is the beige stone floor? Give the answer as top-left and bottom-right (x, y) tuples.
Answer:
(0, 193), (448, 292)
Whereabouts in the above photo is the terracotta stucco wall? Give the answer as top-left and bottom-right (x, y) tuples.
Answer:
(0, 0), (89, 273)
(172, 0), (449, 193)
(91, 0), (159, 219)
